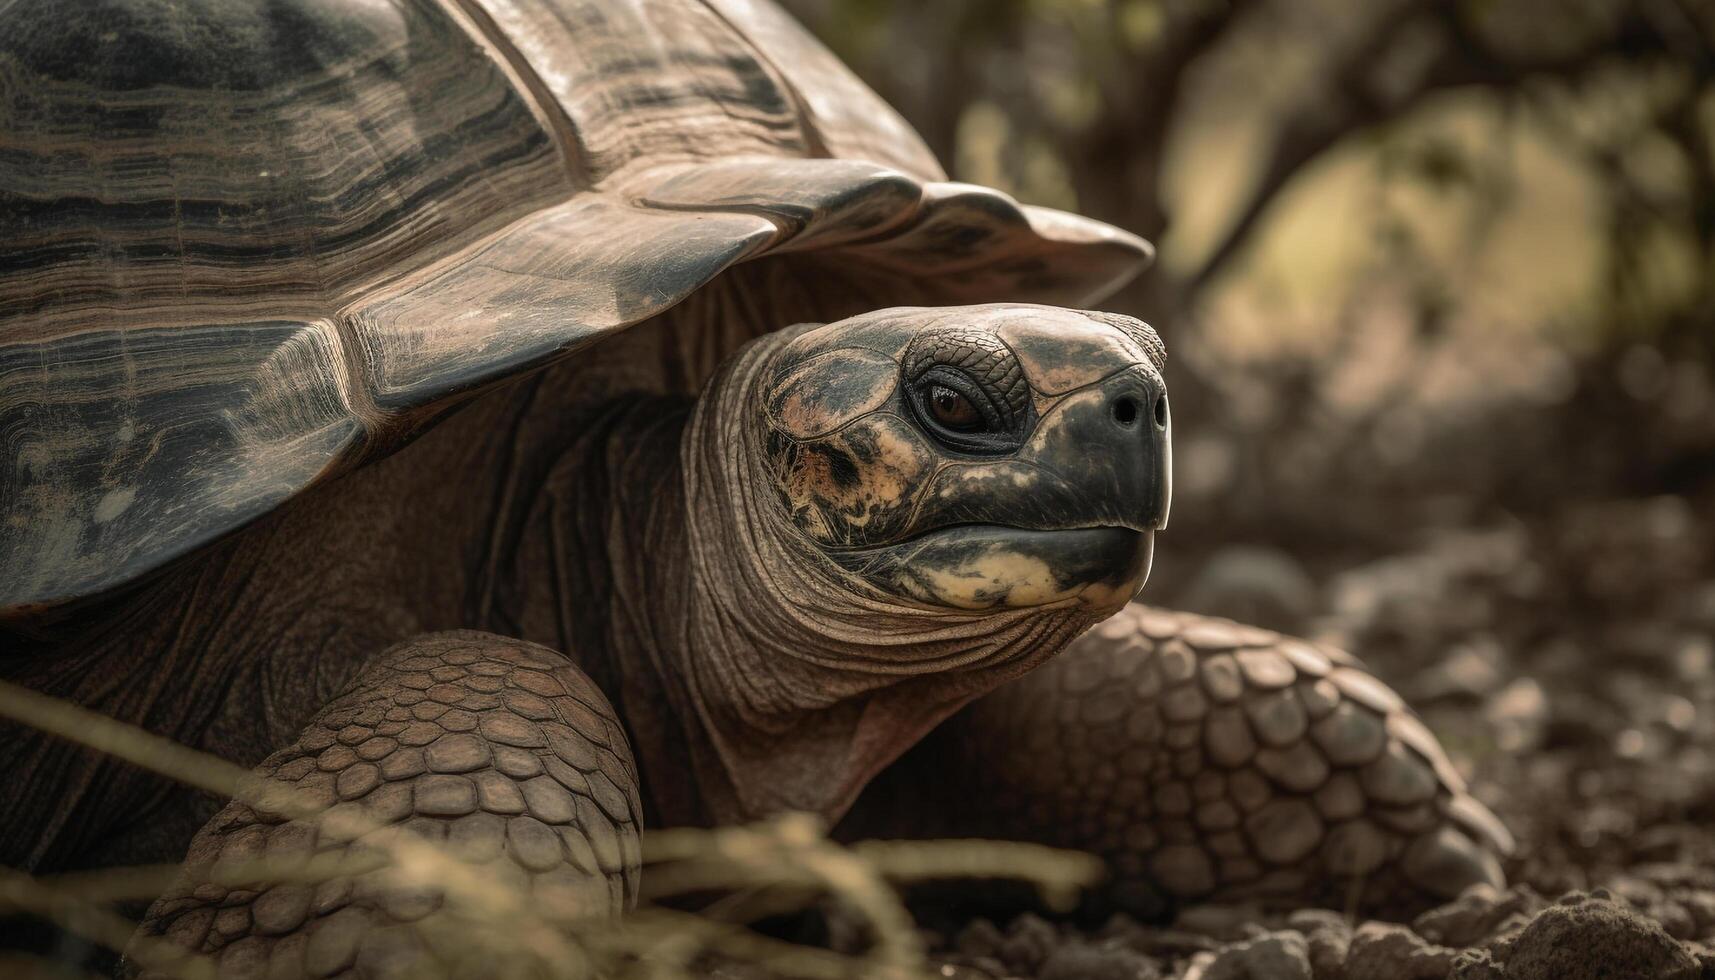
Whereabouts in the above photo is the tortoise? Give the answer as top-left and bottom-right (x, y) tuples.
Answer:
(0, 0), (1512, 973)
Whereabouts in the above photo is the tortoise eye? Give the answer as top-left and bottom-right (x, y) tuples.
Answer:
(928, 384), (983, 431)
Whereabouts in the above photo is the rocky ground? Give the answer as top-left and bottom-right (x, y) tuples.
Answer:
(921, 490), (1715, 979)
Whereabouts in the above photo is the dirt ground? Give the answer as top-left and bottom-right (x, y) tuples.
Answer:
(917, 490), (1715, 979)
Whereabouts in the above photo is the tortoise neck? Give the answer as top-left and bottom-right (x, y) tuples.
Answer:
(502, 395), (694, 795)
(651, 332), (1098, 827)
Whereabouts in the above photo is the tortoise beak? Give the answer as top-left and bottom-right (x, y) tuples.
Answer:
(1055, 363), (1172, 534)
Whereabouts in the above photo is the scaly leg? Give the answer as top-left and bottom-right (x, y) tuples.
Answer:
(846, 604), (1512, 919)
(128, 631), (641, 978)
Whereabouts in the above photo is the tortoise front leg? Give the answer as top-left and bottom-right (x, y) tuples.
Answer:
(129, 631), (641, 979)
(845, 605), (1512, 920)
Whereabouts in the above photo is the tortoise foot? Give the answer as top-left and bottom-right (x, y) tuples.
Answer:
(127, 632), (641, 979)
(848, 604), (1513, 921)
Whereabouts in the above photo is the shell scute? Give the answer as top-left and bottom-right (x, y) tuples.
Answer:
(0, 0), (1152, 613)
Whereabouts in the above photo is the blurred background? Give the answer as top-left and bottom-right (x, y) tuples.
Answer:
(789, 0), (1715, 911)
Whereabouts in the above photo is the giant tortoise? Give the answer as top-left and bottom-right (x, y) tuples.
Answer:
(0, 0), (1510, 974)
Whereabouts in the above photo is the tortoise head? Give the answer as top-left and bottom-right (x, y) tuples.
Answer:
(753, 304), (1170, 614)
(672, 303), (1171, 819)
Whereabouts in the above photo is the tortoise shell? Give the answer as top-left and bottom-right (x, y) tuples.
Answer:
(0, 0), (1151, 615)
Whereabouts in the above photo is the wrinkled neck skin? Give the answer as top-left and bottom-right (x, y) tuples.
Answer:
(537, 331), (1105, 828)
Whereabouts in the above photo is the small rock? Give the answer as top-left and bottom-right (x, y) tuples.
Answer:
(1472, 911), (1535, 957)
(1180, 950), (1219, 980)
(1095, 912), (1144, 942)
(1450, 948), (1506, 979)
(1679, 889), (1715, 934)
(1039, 941), (1162, 980)
(1342, 922), (1458, 980)
(1306, 929), (1350, 980)
(997, 913), (1059, 974)
(1283, 909), (1351, 979)
(1285, 909), (1350, 936)
(1122, 928), (1221, 958)
(1200, 930), (1312, 980)
(1503, 897), (1698, 980)
(953, 919), (1004, 959)
(1174, 904), (1267, 942)
(1413, 884), (1543, 947)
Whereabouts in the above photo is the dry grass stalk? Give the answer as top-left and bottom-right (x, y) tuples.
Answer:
(0, 679), (1102, 979)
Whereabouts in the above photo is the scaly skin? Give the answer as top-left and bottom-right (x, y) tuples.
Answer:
(843, 604), (1512, 919)
(131, 633), (640, 977)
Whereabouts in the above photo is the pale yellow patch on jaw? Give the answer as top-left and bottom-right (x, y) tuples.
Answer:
(916, 549), (1074, 610)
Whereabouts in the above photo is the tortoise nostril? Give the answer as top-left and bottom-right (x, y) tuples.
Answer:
(1154, 394), (1168, 429)
(1112, 396), (1139, 427)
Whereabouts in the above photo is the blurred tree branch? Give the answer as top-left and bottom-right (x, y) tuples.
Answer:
(1171, 0), (1708, 303)
(789, 0), (1713, 317)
